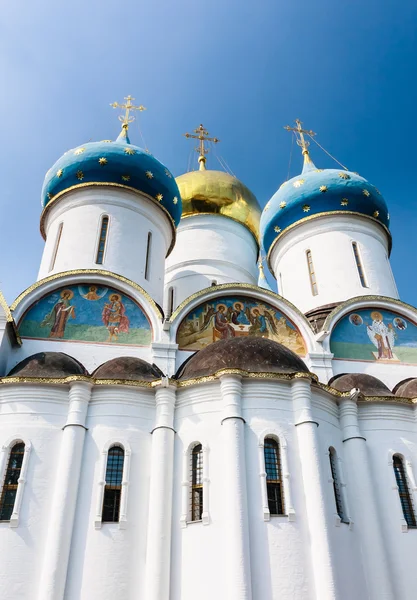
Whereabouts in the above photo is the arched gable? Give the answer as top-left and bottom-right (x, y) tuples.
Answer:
(170, 283), (316, 356)
(324, 296), (417, 365)
(10, 270), (163, 347)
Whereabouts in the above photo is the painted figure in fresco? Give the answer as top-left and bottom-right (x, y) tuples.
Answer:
(84, 286), (100, 300)
(248, 307), (268, 336)
(102, 294), (130, 343)
(349, 313), (363, 326)
(367, 311), (396, 360)
(201, 304), (235, 339)
(230, 302), (250, 326)
(394, 317), (407, 331)
(41, 289), (76, 339)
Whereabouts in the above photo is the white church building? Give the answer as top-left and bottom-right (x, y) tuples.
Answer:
(0, 104), (416, 600)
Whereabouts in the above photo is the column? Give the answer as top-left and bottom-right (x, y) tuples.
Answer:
(339, 396), (394, 599)
(292, 377), (338, 600)
(37, 380), (92, 600)
(145, 381), (176, 600)
(220, 374), (252, 600)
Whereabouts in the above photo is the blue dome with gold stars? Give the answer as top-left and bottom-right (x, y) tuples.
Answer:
(41, 127), (182, 226)
(261, 154), (390, 259)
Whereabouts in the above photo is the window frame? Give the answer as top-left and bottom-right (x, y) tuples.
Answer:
(391, 453), (417, 530)
(95, 215), (110, 265)
(181, 441), (209, 527)
(0, 438), (32, 528)
(258, 430), (294, 521)
(328, 446), (349, 525)
(306, 249), (318, 296)
(49, 222), (63, 271)
(95, 440), (131, 529)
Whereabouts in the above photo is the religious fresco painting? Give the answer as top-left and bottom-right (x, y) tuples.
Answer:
(176, 295), (306, 355)
(18, 284), (151, 346)
(330, 308), (417, 364)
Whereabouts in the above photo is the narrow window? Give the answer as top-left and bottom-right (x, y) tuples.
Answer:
(190, 444), (203, 521)
(393, 455), (417, 527)
(102, 445), (124, 523)
(50, 223), (63, 271)
(167, 286), (175, 317)
(306, 250), (318, 296)
(145, 232), (152, 280)
(0, 442), (25, 521)
(352, 242), (367, 287)
(329, 447), (348, 523)
(264, 438), (284, 515)
(96, 216), (109, 265)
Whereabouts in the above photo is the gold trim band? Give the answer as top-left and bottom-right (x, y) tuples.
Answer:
(40, 182), (177, 257)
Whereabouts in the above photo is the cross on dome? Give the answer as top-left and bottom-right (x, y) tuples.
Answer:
(110, 95), (146, 136)
(184, 123), (220, 170)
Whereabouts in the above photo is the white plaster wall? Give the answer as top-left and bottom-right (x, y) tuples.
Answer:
(270, 215), (398, 313)
(164, 215), (259, 312)
(331, 358), (417, 392)
(0, 385), (69, 600)
(38, 188), (173, 307)
(65, 387), (154, 600)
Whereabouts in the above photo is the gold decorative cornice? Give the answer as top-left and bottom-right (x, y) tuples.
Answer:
(169, 282), (313, 331)
(266, 211), (392, 274)
(0, 375), (154, 388)
(322, 294), (417, 332)
(0, 291), (13, 323)
(10, 268), (163, 319)
(180, 212), (259, 247)
(40, 182), (177, 257)
(176, 369), (318, 388)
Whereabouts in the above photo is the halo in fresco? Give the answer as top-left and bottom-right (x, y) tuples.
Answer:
(176, 295), (306, 355)
(330, 308), (417, 363)
(18, 284), (151, 346)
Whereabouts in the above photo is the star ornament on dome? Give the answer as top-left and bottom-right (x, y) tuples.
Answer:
(173, 196), (178, 204)
(124, 147), (136, 155)
(279, 201), (287, 209)
(56, 169), (63, 178)
(302, 204), (311, 212)
(76, 170), (84, 181)
(165, 169), (172, 179)
(338, 172), (350, 180)
(74, 147), (86, 156)
(274, 226), (281, 233)
(373, 210), (379, 218)
(156, 193), (163, 202)
(319, 185), (328, 192)
(363, 189), (370, 197)
(293, 179), (305, 188)
(98, 157), (108, 165)
(122, 175), (130, 182)
(341, 198), (349, 206)
(145, 171), (154, 179)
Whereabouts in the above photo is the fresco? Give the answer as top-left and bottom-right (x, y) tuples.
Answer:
(330, 308), (417, 364)
(18, 284), (151, 346)
(176, 295), (306, 355)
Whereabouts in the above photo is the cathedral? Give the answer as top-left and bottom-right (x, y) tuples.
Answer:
(0, 98), (416, 600)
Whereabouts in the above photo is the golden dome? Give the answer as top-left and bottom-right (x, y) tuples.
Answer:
(176, 168), (261, 241)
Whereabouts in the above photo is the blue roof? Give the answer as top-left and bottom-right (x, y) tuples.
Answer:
(41, 129), (182, 226)
(260, 156), (390, 258)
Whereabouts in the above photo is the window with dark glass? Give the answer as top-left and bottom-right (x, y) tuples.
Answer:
(50, 223), (63, 271)
(264, 438), (284, 515)
(102, 445), (124, 523)
(329, 447), (348, 523)
(145, 232), (152, 280)
(96, 216), (109, 265)
(190, 444), (203, 521)
(168, 287), (175, 317)
(352, 242), (367, 287)
(306, 250), (318, 296)
(393, 455), (417, 528)
(0, 442), (25, 521)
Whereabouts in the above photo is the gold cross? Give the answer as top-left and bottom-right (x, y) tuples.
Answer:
(110, 95), (146, 131)
(284, 119), (316, 156)
(184, 124), (219, 169)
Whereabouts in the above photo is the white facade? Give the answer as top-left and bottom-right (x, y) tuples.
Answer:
(1, 135), (417, 600)
(270, 214), (398, 313)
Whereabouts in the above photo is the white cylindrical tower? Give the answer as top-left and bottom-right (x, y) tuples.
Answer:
(261, 126), (397, 314)
(164, 142), (261, 313)
(38, 125), (182, 307)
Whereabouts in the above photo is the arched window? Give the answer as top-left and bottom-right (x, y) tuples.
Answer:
(167, 286), (175, 317)
(211, 280), (217, 287)
(393, 455), (416, 528)
(306, 250), (318, 296)
(50, 222), (63, 271)
(329, 447), (348, 523)
(190, 444), (203, 521)
(264, 438), (284, 515)
(352, 242), (367, 287)
(0, 442), (25, 521)
(96, 216), (109, 265)
(102, 445), (124, 523)
(145, 232), (152, 280)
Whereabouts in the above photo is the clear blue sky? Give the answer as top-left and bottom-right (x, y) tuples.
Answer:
(1, 0), (416, 305)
